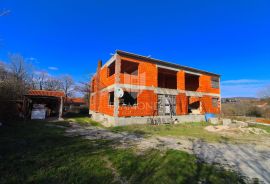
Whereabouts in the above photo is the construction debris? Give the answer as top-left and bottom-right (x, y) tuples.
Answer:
(205, 125), (268, 135)
(239, 127), (268, 135)
(234, 120), (248, 128)
(222, 119), (232, 126)
(208, 118), (219, 125)
(205, 125), (232, 133)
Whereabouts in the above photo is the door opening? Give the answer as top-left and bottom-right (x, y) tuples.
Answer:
(157, 95), (176, 116)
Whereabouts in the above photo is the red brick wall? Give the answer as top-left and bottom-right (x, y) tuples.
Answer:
(97, 66), (115, 90)
(177, 71), (220, 94)
(201, 96), (220, 114)
(90, 65), (115, 115)
(118, 90), (157, 117)
(198, 75), (220, 94)
(189, 96), (200, 104)
(98, 91), (114, 116)
(90, 91), (114, 116)
(176, 93), (188, 115)
(90, 66), (115, 93)
(177, 71), (185, 90)
(119, 56), (158, 87)
(90, 55), (221, 117)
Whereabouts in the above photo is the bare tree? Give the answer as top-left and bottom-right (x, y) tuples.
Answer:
(9, 54), (29, 81)
(60, 75), (74, 98)
(44, 77), (62, 91)
(29, 72), (75, 96)
(28, 71), (47, 90)
(6, 54), (33, 99)
(74, 73), (93, 105)
(0, 61), (7, 80)
(38, 71), (48, 90)
(0, 54), (32, 120)
(33, 71), (50, 90)
(0, 61), (4, 68)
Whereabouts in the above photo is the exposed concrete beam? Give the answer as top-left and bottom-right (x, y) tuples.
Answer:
(185, 71), (202, 76)
(102, 54), (116, 68)
(157, 65), (180, 72)
(91, 83), (220, 97)
(154, 88), (179, 95)
(114, 54), (121, 120)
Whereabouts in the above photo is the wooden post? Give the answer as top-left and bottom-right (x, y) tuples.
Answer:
(22, 96), (26, 120)
(59, 97), (63, 119)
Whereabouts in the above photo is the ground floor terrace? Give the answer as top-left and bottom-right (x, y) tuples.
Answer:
(90, 84), (220, 126)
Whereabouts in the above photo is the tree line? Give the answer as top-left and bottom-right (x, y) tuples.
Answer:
(0, 53), (91, 121)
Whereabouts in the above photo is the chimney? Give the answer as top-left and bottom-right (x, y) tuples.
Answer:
(97, 60), (102, 71)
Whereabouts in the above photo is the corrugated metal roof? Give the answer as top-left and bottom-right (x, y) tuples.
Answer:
(116, 50), (220, 77)
(27, 90), (65, 98)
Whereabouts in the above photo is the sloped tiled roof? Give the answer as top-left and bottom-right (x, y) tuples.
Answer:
(27, 90), (65, 98)
(66, 98), (86, 104)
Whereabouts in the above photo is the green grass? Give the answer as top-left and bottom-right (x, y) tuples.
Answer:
(110, 122), (230, 142)
(66, 116), (102, 127)
(0, 121), (115, 184)
(249, 124), (270, 133)
(110, 122), (270, 144)
(65, 117), (224, 142)
(0, 120), (251, 183)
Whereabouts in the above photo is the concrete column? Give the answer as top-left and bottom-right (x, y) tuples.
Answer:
(59, 97), (63, 119)
(114, 54), (121, 124)
(219, 77), (222, 113)
(177, 70), (185, 90)
(95, 60), (102, 112)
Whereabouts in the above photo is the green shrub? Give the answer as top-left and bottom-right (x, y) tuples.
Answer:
(246, 106), (262, 117)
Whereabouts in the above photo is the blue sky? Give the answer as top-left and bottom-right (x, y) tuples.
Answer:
(0, 0), (270, 97)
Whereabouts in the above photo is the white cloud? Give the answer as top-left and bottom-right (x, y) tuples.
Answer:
(27, 57), (36, 61)
(34, 71), (42, 75)
(221, 79), (270, 97)
(48, 66), (58, 71)
(34, 70), (51, 77)
(221, 79), (270, 85)
(26, 57), (40, 64)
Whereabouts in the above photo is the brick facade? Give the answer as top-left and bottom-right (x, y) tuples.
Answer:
(90, 51), (221, 123)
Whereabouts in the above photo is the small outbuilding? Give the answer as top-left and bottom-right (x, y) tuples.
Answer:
(64, 98), (87, 113)
(24, 90), (65, 120)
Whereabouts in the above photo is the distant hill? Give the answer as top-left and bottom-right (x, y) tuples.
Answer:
(222, 97), (259, 100)
(221, 97), (259, 104)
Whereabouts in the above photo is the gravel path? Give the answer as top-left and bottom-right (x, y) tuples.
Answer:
(65, 123), (270, 183)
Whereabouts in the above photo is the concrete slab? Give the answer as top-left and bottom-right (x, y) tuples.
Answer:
(208, 118), (219, 125)
(90, 110), (206, 126)
(234, 120), (248, 128)
(222, 119), (232, 126)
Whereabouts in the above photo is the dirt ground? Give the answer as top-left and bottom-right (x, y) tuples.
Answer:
(65, 123), (270, 183)
(205, 125), (269, 135)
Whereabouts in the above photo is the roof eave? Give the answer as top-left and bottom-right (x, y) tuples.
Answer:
(116, 50), (221, 77)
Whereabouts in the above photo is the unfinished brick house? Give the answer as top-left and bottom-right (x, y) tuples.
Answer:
(90, 50), (221, 126)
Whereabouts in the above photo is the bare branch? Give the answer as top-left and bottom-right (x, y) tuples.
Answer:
(74, 73), (93, 105)
(60, 75), (74, 97)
